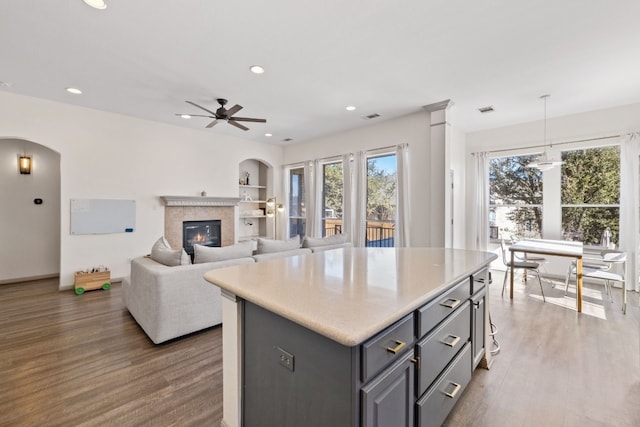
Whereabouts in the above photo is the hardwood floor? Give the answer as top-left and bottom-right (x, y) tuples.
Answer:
(0, 279), (223, 427)
(0, 273), (638, 426)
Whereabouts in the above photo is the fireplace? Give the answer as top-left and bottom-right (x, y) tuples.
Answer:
(183, 220), (221, 259)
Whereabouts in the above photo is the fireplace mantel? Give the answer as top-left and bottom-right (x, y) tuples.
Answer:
(161, 196), (242, 207)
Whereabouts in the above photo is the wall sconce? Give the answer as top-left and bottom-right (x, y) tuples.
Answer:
(266, 198), (276, 218)
(277, 203), (285, 213)
(19, 155), (32, 175)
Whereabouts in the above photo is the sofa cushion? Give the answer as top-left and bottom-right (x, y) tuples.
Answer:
(150, 237), (190, 267)
(194, 241), (254, 263)
(302, 233), (348, 248)
(256, 235), (301, 254)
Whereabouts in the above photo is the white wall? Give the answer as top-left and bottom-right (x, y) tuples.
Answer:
(0, 139), (60, 282)
(283, 111), (435, 247)
(0, 91), (283, 289)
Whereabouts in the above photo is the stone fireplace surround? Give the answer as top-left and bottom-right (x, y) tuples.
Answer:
(161, 196), (241, 251)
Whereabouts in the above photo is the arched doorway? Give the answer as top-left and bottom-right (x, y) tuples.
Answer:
(0, 138), (61, 283)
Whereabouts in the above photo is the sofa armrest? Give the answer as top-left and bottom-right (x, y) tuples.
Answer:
(124, 256), (254, 343)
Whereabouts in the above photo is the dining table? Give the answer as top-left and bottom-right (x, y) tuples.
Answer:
(509, 238), (584, 312)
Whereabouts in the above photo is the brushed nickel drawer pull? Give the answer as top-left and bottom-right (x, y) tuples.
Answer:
(441, 334), (461, 348)
(386, 340), (406, 354)
(439, 298), (461, 309)
(443, 381), (461, 399)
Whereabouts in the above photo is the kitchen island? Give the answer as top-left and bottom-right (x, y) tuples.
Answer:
(204, 247), (497, 427)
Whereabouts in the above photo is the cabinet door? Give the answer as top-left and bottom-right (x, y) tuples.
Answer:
(361, 350), (415, 427)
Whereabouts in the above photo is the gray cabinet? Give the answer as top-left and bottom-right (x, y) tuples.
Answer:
(471, 268), (488, 369)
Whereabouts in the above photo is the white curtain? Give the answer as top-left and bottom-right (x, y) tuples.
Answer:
(471, 152), (490, 251)
(341, 153), (354, 242)
(396, 144), (411, 247)
(353, 151), (368, 247)
(619, 132), (640, 292)
(304, 160), (323, 238)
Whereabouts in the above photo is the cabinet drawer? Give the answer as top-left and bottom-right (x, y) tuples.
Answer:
(361, 314), (414, 382)
(416, 278), (470, 339)
(416, 301), (470, 395)
(471, 268), (488, 294)
(416, 342), (472, 427)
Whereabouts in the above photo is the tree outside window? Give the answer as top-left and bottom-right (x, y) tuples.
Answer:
(366, 154), (396, 247)
(322, 162), (343, 237)
(561, 146), (620, 246)
(489, 155), (543, 241)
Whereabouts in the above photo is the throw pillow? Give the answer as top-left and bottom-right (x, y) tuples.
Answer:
(194, 241), (254, 264)
(256, 235), (301, 254)
(302, 233), (348, 248)
(150, 237), (191, 267)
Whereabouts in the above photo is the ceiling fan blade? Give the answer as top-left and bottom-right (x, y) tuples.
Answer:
(228, 120), (249, 131)
(185, 100), (218, 116)
(206, 119), (219, 128)
(231, 117), (267, 123)
(225, 104), (243, 117)
(176, 113), (215, 118)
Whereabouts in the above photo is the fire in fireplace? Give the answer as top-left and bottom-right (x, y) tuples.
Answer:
(182, 220), (221, 259)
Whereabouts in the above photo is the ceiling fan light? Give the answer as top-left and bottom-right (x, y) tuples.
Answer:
(249, 65), (265, 74)
(346, 105), (356, 111)
(83, 0), (107, 10)
(66, 87), (82, 95)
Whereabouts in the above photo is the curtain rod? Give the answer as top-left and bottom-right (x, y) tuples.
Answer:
(475, 134), (621, 155)
(282, 143), (404, 168)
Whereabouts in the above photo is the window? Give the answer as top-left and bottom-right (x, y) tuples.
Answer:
(489, 155), (543, 241)
(322, 162), (343, 237)
(288, 167), (306, 238)
(366, 154), (396, 247)
(561, 146), (620, 246)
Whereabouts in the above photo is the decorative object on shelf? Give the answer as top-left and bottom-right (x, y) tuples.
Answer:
(527, 94), (564, 171)
(243, 190), (252, 201)
(244, 171), (250, 185)
(18, 155), (31, 174)
(201, 190), (207, 197)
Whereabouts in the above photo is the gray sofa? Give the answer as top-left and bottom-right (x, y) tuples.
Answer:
(123, 234), (350, 344)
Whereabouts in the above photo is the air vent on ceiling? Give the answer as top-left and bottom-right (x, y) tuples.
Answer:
(362, 113), (380, 120)
(478, 106), (495, 114)
(283, 138), (293, 142)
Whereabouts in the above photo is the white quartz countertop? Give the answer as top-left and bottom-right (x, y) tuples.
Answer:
(204, 247), (497, 347)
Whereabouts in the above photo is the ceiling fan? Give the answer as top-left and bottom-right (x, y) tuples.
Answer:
(177, 98), (266, 131)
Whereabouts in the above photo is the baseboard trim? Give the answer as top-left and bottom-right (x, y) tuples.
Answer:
(0, 273), (59, 285)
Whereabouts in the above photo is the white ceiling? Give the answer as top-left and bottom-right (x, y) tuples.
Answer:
(2, 0), (640, 144)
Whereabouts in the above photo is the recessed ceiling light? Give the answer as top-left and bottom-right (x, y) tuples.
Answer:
(346, 105), (356, 111)
(264, 133), (273, 137)
(250, 65), (265, 74)
(83, 0), (107, 10)
(66, 87), (82, 95)
(180, 114), (191, 119)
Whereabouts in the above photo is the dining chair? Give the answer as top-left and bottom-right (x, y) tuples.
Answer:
(500, 239), (545, 302)
(510, 235), (549, 276)
(565, 250), (626, 312)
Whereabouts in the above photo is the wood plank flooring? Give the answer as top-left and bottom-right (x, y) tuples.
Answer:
(0, 273), (638, 426)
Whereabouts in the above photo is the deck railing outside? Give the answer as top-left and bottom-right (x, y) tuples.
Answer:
(323, 219), (395, 247)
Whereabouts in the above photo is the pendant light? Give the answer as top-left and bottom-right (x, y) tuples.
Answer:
(527, 94), (563, 171)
